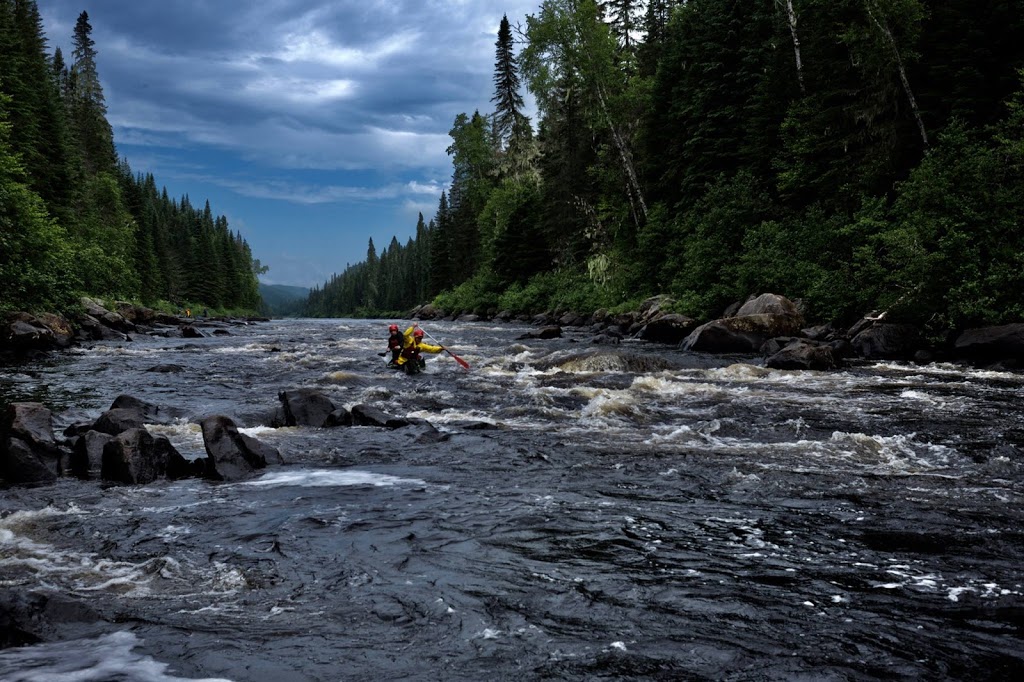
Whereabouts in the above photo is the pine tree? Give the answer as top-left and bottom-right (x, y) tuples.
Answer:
(69, 11), (115, 176)
(491, 14), (525, 146)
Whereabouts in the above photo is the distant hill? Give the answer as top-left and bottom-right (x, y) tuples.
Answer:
(258, 283), (309, 317)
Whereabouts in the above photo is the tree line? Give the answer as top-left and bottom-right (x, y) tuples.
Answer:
(0, 2), (261, 315)
(306, 0), (1024, 335)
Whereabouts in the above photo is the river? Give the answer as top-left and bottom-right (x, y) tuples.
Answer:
(1, 318), (1022, 681)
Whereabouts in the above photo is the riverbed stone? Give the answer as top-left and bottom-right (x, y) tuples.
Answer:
(1, 403), (62, 485)
(682, 313), (804, 353)
(351, 404), (405, 428)
(200, 415), (282, 481)
(764, 339), (837, 370)
(279, 388), (337, 427)
(954, 323), (1024, 363)
(69, 430), (114, 479)
(638, 313), (698, 345)
(92, 408), (146, 436)
(101, 428), (192, 484)
(850, 323), (921, 360)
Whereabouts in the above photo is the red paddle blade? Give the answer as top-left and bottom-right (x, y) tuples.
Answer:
(450, 352), (470, 369)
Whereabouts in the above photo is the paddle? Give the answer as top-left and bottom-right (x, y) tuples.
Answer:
(418, 326), (470, 370)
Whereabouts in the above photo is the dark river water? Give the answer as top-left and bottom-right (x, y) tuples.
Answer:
(1, 318), (1023, 681)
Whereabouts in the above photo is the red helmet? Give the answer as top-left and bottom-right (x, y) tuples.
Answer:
(388, 324), (399, 332)
(413, 328), (424, 338)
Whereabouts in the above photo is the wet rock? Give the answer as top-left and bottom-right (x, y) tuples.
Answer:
(324, 408), (353, 427)
(638, 314), (698, 345)
(75, 314), (130, 342)
(181, 325), (205, 338)
(200, 415), (282, 481)
(850, 323), (921, 360)
(0, 589), (104, 648)
(92, 408), (146, 436)
(1, 313), (60, 355)
(351, 404), (408, 428)
(764, 339), (837, 370)
(517, 326), (562, 340)
(109, 395), (174, 423)
(101, 428), (193, 484)
(278, 388), (337, 428)
(682, 313), (804, 354)
(954, 324), (1024, 364)
(457, 314), (483, 322)
(1, 403), (62, 485)
(69, 430), (113, 479)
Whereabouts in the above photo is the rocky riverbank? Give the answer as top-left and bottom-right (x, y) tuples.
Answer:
(411, 292), (1024, 370)
(0, 298), (268, 361)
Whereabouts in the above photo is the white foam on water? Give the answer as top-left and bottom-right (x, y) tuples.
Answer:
(210, 343), (266, 355)
(0, 630), (234, 682)
(237, 469), (425, 488)
(0, 505), (245, 598)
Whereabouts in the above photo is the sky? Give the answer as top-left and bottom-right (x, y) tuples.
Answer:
(38, 0), (541, 289)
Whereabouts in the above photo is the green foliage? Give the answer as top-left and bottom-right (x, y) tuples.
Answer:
(304, 1), (1024, 332)
(0, 93), (78, 313)
(851, 115), (1024, 329)
(0, 4), (259, 316)
(433, 269), (503, 315)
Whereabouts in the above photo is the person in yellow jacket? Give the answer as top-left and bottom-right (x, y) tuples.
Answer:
(395, 326), (444, 374)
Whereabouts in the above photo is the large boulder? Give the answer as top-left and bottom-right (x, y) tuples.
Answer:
(638, 314), (698, 345)
(69, 431), (114, 479)
(850, 323), (922, 360)
(637, 295), (676, 323)
(92, 408), (146, 436)
(278, 388), (338, 427)
(764, 339), (837, 371)
(200, 415), (282, 481)
(109, 395), (175, 423)
(1, 403), (62, 485)
(1, 313), (60, 355)
(80, 297), (136, 333)
(954, 324), (1024, 364)
(113, 301), (157, 325)
(682, 313), (804, 354)
(101, 428), (193, 484)
(74, 315), (130, 342)
(737, 293), (803, 320)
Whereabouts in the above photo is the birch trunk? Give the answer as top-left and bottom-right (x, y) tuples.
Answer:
(780, 0), (806, 93)
(864, 0), (929, 147)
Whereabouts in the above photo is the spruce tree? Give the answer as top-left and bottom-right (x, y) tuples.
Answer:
(491, 14), (525, 146)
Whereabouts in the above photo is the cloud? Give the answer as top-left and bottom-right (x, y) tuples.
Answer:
(40, 0), (541, 286)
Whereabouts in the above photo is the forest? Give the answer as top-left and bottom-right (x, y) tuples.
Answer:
(304, 0), (1024, 337)
(0, 2), (262, 316)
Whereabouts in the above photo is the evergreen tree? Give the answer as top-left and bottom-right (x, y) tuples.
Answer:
(69, 11), (115, 176)
(491, 14), (525, 146)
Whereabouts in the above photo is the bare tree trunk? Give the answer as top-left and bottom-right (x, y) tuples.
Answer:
(594, 80), (649, 222)
(779, 0), (806, 93)
(864, 0), (929, 147)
